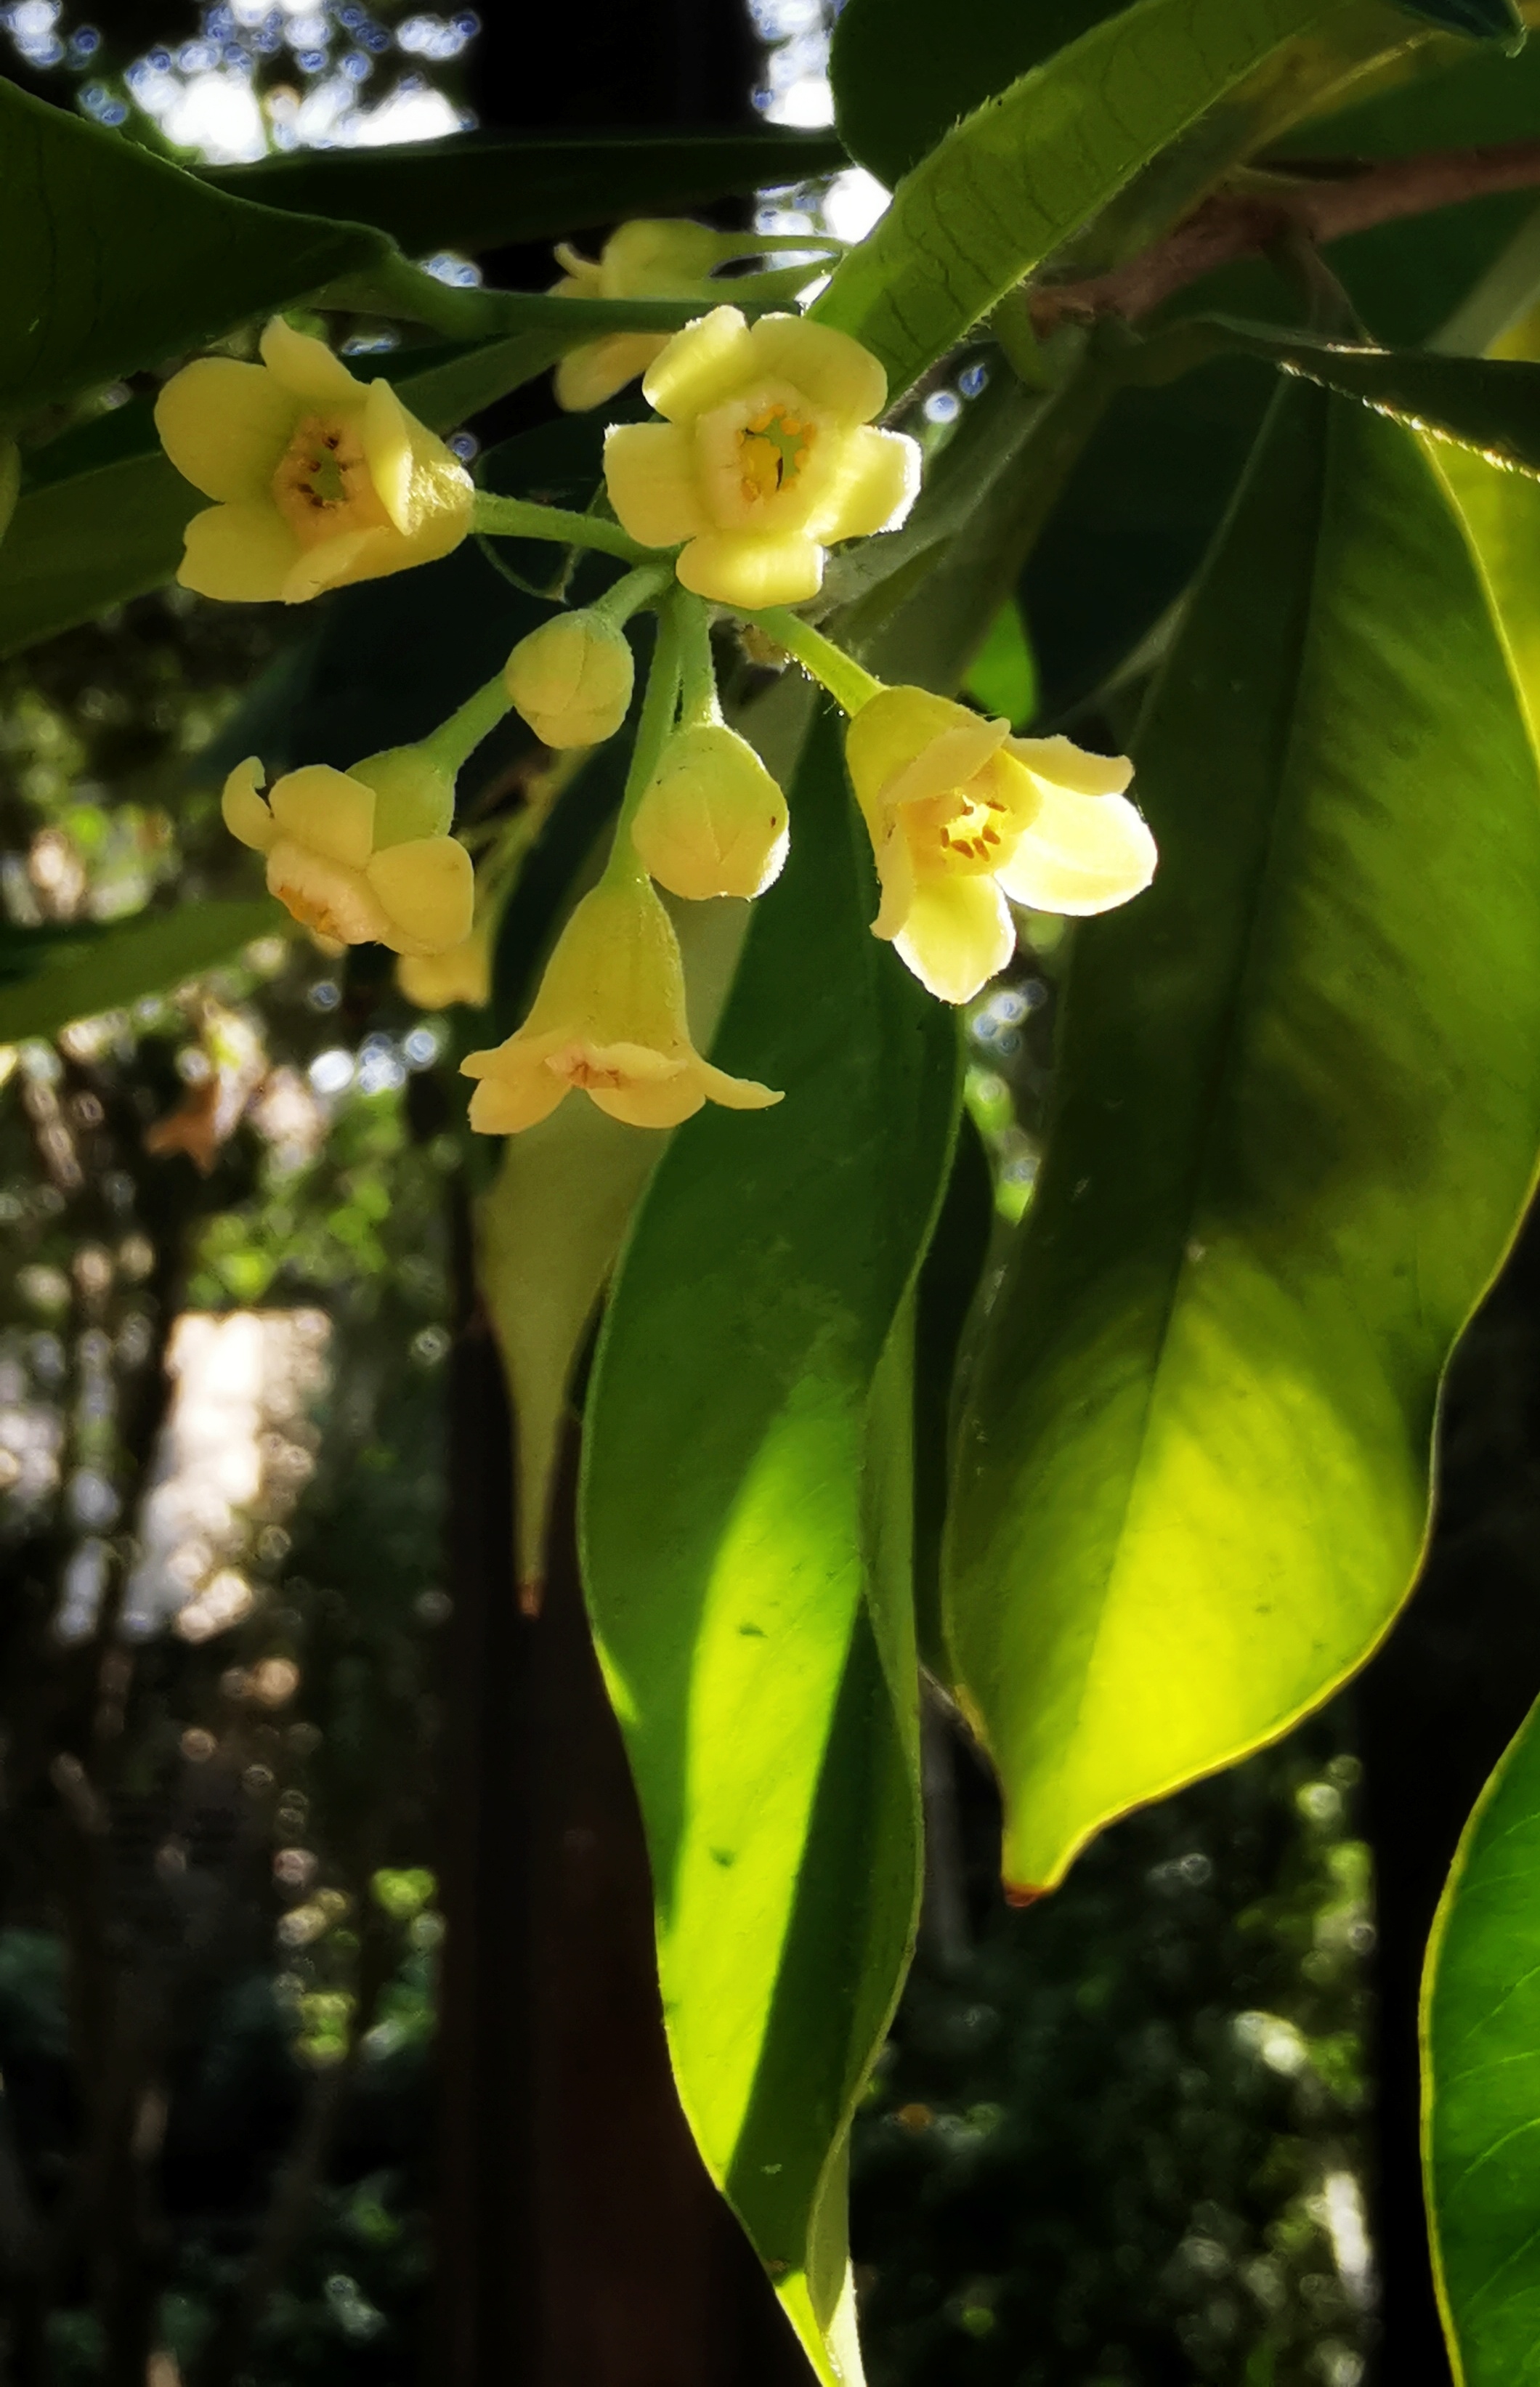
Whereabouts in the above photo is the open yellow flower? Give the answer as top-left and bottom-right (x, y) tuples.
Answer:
(603, 306), (920, 608)
(223, 751), (473, 957)
(155, 317), (474, 605)
(846, 687), (1156, 1005)
(461, 875), (781, 1132)
(550, 219), (723, 412)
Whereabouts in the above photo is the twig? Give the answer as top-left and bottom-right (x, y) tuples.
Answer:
(1031, 140), (1540, 333)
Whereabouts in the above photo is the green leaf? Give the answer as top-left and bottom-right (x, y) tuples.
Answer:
(1423, 1695), (1540, 2387)
(0, 900), (283, 1045)
(961, 598), (1038, 726)
(201, 130), (846, 254)
(0, 337), (562, 663)
(811, 0), (1385, 394)
(0, 82), (386, 418)
(1393, 0), (1522, 39)
(1202, 317), (1540, 479)
(580, 710), (958, 2383)
(830, 0), (1124, 188)
(946, 384), (1540, 1894)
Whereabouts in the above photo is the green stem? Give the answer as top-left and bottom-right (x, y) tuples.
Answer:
(745, 607), (883, 716)
(591, 561), (676, 628)
(604, 601), (684, 886)
(471, 490), (654, 566)
(421, 671), (514, 777)
(678, 596), (722, 728)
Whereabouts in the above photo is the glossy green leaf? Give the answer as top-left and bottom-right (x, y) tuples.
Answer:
(830, 0), (1124, 187)
(1393, 0), (1522, 38)
(811, 0), (1377, 394)
(0, 336), (563, 662)
(947, 384), (1540, 1894)
(581, 710), (958, 2383)
(0, 900), (283, 1045)
(962, 598), (1038, 726)
(0, 81), (386, 418)
(1423, 1695), (1540, 2386)
(202, 130), (846, 254)
(1203, 316), (1540, 477)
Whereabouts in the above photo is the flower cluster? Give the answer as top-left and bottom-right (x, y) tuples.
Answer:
(155, 251), (1157, 1145)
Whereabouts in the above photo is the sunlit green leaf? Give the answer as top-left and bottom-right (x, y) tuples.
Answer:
(811, 0), (1391, 394)
(0, 899), (283, 1045)
(202, 130), (846, 254)
(1424, 1695), (1540, 2385)
(1202, 316), (1540, 477)
(961, 599), (1038, 726)
(581, 710), (958, 2383)
(947, 384), (1540, 1894)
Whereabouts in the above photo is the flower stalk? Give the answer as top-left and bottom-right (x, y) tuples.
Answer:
(471, 490), (654, 564)
(747, 606), (883, 717)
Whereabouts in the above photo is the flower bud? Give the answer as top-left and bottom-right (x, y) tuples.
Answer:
(505, 612), (635, 748)
(631, 724), (789, 901)
(348, 745), (455, 846)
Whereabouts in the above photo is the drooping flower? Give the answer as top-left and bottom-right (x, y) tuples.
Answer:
(631, 723), (788, 900)
(602, 306), (920, 608)
(155, 316), (474, 605)
(845, 687), (1156, 1005)
(461, 875), (781, 1132)
(549, 219), (724, 412)
(505, 610), (636, 747)
(223, 748), (473, 957)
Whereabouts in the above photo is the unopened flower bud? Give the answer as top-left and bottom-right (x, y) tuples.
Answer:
(505, 611), (635, 749)
(347, 745), (455, 846)
(631, 724), (789, 901)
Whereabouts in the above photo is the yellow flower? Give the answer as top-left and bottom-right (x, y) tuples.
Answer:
(223, 749), (474, 957)
(461, 875), (781, 1132)
(846, 687), (1156, 1005)
(603, 305), (920, 608)
(550, 219), (723, 413)
(505, 610), (635, 747)
(155, 316), (474, 605)
(397, 921), (493, 1010)
(631, 724), (788, 900)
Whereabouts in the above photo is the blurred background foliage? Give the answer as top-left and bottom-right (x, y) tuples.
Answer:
(7, 2), (1540, 2384)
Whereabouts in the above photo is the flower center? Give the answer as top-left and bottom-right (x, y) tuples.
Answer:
(738, 407), (815, 505)
(925, 777), (1010, 874)
(272, 414), (391, 548)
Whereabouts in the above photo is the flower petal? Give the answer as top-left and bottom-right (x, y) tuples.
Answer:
(870, 818), (916, 940)
(280, 530), (376, 603)
(259, 315), (362, 409)
(603, 422), (708, 546)
(811, 425), (922, 543)
(154, 359), (299, 502)
(361, 377), (416, 533)
(642, 304), (758, 421)
(556, 333), (668, 413)
(994, 787), (1157, 915)
(269, 765), (376, 867)
(893, 874), (1015, 1005)
(265, 841), (391, 944)
(178, 500), (303, 602)
(694, 1061), (784, 1111)
(222, 758), (276, 853)
(747, 315), (888, 423)
(463, 1043), (572, 1134)
(1007, 733), (1135, 799)
(676, 529), (823, 608)
(587, 1061), (705, 1129)
(366, 835), (475, 955)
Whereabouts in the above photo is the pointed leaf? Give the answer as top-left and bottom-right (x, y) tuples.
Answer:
(811, 0), (1387, 394)
(1423, 1695), (1540, 2387)
(947, 385), (1540, 1894)
(581, 710), (959, 2382)
(202, 131), (846, 254)
(0, 899), (283, 1045)
(1392, 0), (1522, 38)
